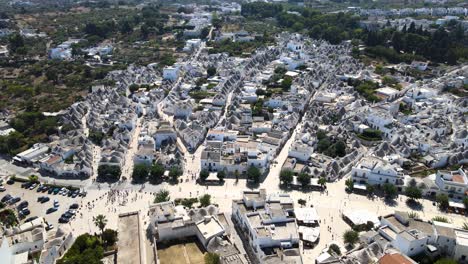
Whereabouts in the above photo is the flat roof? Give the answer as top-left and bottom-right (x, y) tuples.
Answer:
(295, 207), (319, 223)
(196, 216), (224, 240)
(117, 212), (142, 264)
(455, 229), (468, 247)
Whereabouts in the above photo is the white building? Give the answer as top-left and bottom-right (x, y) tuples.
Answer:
(453, 229), (468, 263)
(232, 190), (302, 263)
(434, 168), (468, 200)
(288, 142), (313, 162)
(163, 65), (181, 81)
(351, 156), (405, 186)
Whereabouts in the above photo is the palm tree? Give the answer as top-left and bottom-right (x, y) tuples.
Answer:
(93, 214), (107, 236)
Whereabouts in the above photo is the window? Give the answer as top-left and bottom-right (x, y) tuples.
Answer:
(410, 248), (414, 251)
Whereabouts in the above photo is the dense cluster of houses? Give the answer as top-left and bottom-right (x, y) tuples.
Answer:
(350, 7), (467, 17)
(317, 210), (468, 264)
(0, 218), (73, 264)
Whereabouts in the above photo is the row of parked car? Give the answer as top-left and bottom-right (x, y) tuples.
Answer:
(20, 182), (86, 198)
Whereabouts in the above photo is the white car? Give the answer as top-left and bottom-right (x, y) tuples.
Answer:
(0, 186), (6, 192)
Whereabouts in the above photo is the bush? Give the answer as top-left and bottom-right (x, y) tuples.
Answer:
(343, 230), (359, 246)
(154, 190), (170, 203)
(199, 194), (211, 207)
(102, 229), (118, 248)
(204, 252), (220, 264)
(328, 244), (341, 255)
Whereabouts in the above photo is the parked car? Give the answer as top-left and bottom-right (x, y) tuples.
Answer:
(6, 179), (14, 185)
(1, 194), (12, 203)
(58, 217), (69, 223)
(69, 203), (79, 209)
(61, 212), (73, 219)
(0, 186), (6, 192)
(53, 199), (59, 208)
(19, 208), (31, 216)
(21, 182), (32, 188)
(67, 209), (76, 215)
(8, 197), (21, 204)
(29, 183), (37, 190)
(17, 201), (28, 209)
(48, 188), (54, 194)
(46, 207), (58, 214)
(41, 186), (49, 193)
(36, 185), (44, 192)
(24, 216), (38, 222)
(38, 196), (50, 203)
(53, 188), (60, 195)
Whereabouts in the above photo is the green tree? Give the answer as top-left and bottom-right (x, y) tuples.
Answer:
(280, 169), (293, 185)
(8, 33), (25, 53)
(97, 165), (121, 182)
(101, 229), (118, 248)
(436, 193), (449, 210)
(318, 177), (327, 188)
(154, 189), (170, 203)
(204, 252), (220, 264)
(169, 167), (182, 182)
(298, 199), (306, 207)
(328, 244), (341, 255)
(343, 230), (359, 246)
(132, 164), (149, 182)
(281, 76), (293, 91)
(383, 183), (397, 199)
(217, 171), (225, 182)
(345, 178), (354, 191)
(207, 66), (216, 77)
(200, 170), (209, 182)
(334, 140), (346, 157)
(405, 186), (422, 201)
(297, 173), (311, 188)
(57, 233), (104, 264)
(199, 194), (211, 207)
(463, 197), (468, 210)
(149, 163), (165, 183)
(366, 184), (375, 195)
(93, 215), (107, 236)
(247, 166), (261, 183)
(45, 68), (59, 83)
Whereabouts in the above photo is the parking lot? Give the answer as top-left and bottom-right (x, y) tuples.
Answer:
(1, 181), (85, 228)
